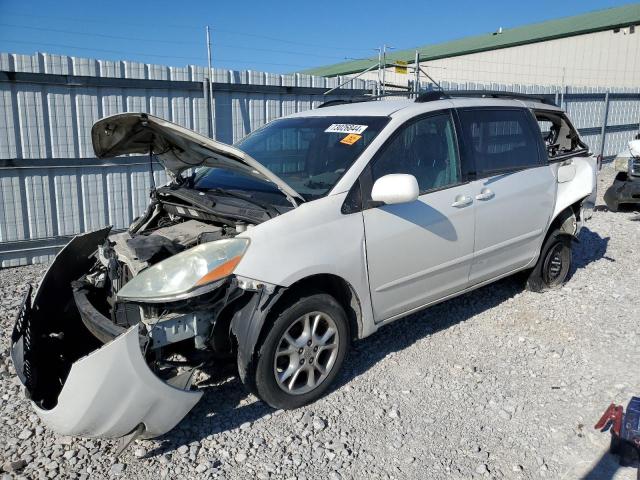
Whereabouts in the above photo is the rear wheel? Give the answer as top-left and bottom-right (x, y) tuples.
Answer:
(526, 230), (572, 292)
(253, 293), (349, 409)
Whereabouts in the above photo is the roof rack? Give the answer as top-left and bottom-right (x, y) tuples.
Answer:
(317, 98), (368, 108)
(317, 92), (418, 109)
(415, 90), (557, 106)
(318, 90), (558, 109)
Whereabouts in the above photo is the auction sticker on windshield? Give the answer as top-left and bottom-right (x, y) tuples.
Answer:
(340, 133), (362, 145)
(325, 124), (368, 134)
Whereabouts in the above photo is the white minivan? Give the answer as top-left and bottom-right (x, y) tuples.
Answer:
(11, 91), (597, 441)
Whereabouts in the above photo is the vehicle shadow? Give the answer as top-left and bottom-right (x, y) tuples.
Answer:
(144, 228), (611, 457)
(381, 201), (458, 241)
(579, 450), (637, 480)
(570, 227), (613, 273)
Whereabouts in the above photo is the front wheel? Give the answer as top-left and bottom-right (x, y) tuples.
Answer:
(526, 230), (572, 292)
(253, 293), (349, 409)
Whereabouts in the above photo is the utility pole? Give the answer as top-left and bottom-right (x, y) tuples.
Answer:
(206, 26), (215, 138)
(380, 45), (395, 96)
(414, 50), (420, 96)
(376, 47), (382, 96)
(382, 44), (387, 96)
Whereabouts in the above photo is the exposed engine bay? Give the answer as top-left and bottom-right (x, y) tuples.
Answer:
(9, 112), (301, 439)
(15, 186), (281, 419)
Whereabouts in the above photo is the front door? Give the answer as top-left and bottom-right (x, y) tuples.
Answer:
(362, 112), (476, 322)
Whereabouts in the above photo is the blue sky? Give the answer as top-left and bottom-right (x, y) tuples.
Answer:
(0, 0), (634, 73)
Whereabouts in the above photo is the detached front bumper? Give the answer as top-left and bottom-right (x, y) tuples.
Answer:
(32, 323), (202, 439)
(10, 228), (203, 439)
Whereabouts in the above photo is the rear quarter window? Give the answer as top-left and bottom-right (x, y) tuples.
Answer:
(458, 108), (544, 177)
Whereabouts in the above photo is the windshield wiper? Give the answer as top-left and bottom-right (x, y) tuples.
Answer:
(208, 188), (279, 218)
(304, 180), (333, 189)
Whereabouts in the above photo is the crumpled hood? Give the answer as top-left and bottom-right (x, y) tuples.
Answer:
(91, 113), (303, 205)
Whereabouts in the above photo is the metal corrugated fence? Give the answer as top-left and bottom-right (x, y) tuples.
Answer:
(1, 52), (639, 266)
(0, 52), (374, 266)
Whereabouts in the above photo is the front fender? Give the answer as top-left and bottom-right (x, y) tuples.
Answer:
(229, 286), (285, 387)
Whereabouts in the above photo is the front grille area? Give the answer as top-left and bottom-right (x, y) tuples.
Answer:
(110, 261), (133, 297)
(119, 261), (134, 291)
(13, 286), (34, 392)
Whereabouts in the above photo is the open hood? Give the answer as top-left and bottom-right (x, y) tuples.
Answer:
(91, 113), (304, 206)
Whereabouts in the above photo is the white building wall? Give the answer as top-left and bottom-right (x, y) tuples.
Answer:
(356, 28), (640, 89)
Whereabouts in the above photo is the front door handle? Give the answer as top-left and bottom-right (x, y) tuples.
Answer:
(475, 188), (495, 201)
(451, 195), (473, 208)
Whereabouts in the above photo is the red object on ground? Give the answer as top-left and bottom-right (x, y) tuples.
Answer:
(595, 403), (624, 436)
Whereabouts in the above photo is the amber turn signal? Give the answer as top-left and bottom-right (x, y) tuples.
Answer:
(195, 255), (243, 286)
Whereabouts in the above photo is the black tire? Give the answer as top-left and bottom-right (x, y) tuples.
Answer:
(253, 293), (349, 410)
(526, 230), (572, 292)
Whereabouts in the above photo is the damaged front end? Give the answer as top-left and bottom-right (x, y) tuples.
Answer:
(10, 226), (270, 439)
(9, 112), (302, 440)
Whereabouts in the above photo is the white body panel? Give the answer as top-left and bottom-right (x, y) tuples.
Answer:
(553, 156), (598, 221)
(34, 325), (203, 439)
(91, 113), (304, 205)
(364, 184), (475, 321)
(469, 166), (555, 284)
(234, 193), (377, 337)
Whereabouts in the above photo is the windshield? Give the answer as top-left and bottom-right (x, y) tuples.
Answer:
(194, 116), (389, 202)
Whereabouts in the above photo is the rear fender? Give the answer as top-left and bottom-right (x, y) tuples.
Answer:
(553, 156), (597, 221)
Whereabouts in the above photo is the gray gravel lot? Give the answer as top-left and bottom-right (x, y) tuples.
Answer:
(1, 165), (638, 479)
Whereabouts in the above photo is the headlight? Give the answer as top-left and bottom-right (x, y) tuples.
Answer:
(613, 156), (631, 173)
(117, 238), (249, 302)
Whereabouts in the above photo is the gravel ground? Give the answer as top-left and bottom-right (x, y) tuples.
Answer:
(1, 165), (638, 480)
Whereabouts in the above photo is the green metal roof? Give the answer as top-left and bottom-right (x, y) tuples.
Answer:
(301, 3), (640, 77)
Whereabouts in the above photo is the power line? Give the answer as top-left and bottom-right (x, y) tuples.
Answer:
(211, 28), (371, 53)
(0, 23), (201, 46)
(1, 11), (372, 52)
(0, 40), (319, 69)
(0, 40), (201, 61)
(0, 23), (361, 60)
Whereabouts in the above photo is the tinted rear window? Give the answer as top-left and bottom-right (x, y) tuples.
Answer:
(458, 109), (543, 176)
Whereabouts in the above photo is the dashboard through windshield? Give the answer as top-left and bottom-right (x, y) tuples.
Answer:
(195, 116), (389, 202)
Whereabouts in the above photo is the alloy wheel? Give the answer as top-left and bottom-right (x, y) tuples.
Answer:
(273, 311), (339, 395)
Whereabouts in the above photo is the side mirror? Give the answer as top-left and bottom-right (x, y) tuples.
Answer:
(371, 174), (419, 205)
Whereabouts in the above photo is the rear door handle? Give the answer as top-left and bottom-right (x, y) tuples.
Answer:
(451, 195), (473, 208)
(475, 188), (495, 201)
